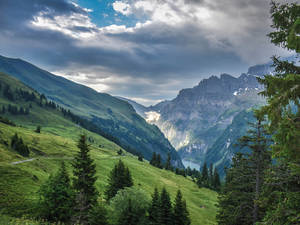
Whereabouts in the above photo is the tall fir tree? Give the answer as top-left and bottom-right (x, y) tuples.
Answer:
(173, 190), (191, 225)
(159, 187), (174, 225)
(38, 162), (74, 223)
(117, 199), (139, 225)
(201, 162), (209, 188)
(105, 160), (133, 201)
(209, 163), (213, 187)
(148, 188), (161, 225)
(72, 135), (98, 225)
(213, 168), (221, 192)
(257, 1), (300, 224)
(216, 117), (271, 225)
(165, 153), (173, 171)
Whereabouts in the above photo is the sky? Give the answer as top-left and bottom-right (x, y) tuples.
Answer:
(0, 0), (293, 106)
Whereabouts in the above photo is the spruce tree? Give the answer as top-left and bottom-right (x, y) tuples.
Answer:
(213, 168), (221, 191)
(72, 135), (98, 225)
(38, 162), (74, 223)
(165, 153), (173, 171)
(148, 188), (161, 225)
(216, 117), (271, 225)
(201, 162), (209, 188)
(173, 190), (191, 225)
(159, 187), (173, 225)
(105, 160), (133, 201)
(257, 2), (300, 224)
(209, 163), (213, 188)
(117, 199), (139, 225)
(150, 152), (157, 166)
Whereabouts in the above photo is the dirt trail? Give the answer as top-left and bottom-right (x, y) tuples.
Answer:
(11, 158), (35, 165)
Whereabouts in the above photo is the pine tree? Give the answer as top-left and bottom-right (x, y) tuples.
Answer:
(216, 153), (254, 225)
(105, 160), (133, 201)
(209, 163), (213, 187)
(117, 199), (139, 225)
(256, 2), (300, 224)
(165, 153), (173, 171)
(213, 168), (221, 191)
(157, 154), (162, 168)
(216, 117), (271, 225)
(72, 135), (98, 225)
(150, 152), (157, 166)
(201, 162), (209, 188)
(173, 190), (191, 225)
(159, 187), (173, 225)
(88, 203), (108, 225)
(38, 162), (74, 223)
(148, 188), (161, 225)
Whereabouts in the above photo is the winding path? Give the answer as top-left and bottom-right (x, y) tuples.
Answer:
(11, 158), (36, 165)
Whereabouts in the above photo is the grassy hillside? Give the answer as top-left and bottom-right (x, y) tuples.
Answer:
(0, 72), (218, 224)
(0, 55), (182, 166)
(0, 119), (218, 225)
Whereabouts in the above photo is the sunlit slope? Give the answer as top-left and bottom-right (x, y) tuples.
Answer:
(0, 122), (217, 225)
(0, 56), (182, 165)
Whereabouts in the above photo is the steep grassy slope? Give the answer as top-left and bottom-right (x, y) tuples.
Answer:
(0, 55), (182, 166)
(0, 119), (217, 225)
(0, 72), (217, 224)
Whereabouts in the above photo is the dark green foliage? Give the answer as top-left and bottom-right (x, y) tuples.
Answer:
(212, 168), (221, 191)
(35, 125), (41, 133)
(10, 133), (29, 157)
(198, 162), (209, 188)
(159, 187), (173, 225)
(105, 160), (133, 201)
(0, 116), (15, 126)
(118, 149), (123, 155)
(217, 118), (271, 225)
(148, 188), (160, 225)
(268, 1), (300, 51)
(88, 203), (108, 225)
(256, 1), (300, 224)
(3, 85), (14, 101)
(117, 199), (139, 225)
(150, 152), (163, 169)
(165, 153), (173, 171)
(37, 162), (74, 223)
(173, 190), (191, 225)
(216, 153), (254, 225)
(138, 153), (143, 161)
(72, 135), (98, 225)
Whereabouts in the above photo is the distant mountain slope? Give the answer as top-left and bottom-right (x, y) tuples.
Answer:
(0, 55), (183, 167)
(0, 74), (217, 224)
(148, 73), (265, 163)
(125, 67), (271, 170)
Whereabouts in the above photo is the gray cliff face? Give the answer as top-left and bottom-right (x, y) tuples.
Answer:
(129, 67), (270, 168)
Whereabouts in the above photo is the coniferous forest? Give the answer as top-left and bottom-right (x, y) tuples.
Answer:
(0, 0), (299, 225)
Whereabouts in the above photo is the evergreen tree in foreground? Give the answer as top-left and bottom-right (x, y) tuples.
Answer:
(256, 2), (300, 224)
(173, 190), (191, 225)
(216, 117), (271, 225)
(117, 199), (139, 225)
(148, 188), (161, 225)
(105, 159), (133, 201)
(38, 162), (74, 223)
(159, 187), (173, 225)
(72, 135), (98, 225)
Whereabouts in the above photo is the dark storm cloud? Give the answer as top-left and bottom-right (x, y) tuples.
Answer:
(0, 0), (292, 105)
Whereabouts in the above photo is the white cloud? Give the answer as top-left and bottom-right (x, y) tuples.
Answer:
(113, 1), (132, 16)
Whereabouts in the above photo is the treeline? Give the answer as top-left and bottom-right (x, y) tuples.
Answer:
(217, 2), (300, 224)
(37, 135), (191, 225)
(0, 81), (141, 157)
(150, 152), (221, 191)
(11, 133), (30, 157)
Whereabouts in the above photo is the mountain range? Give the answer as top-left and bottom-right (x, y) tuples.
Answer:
(0, 55), (183, 168)
(121, 62), (278, 175)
